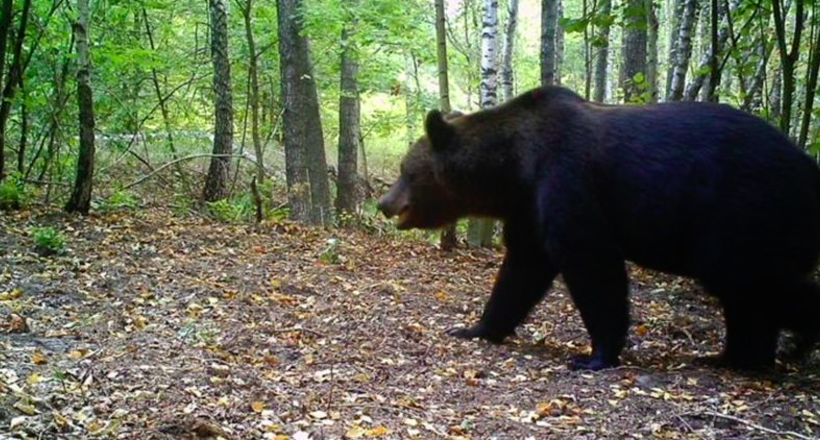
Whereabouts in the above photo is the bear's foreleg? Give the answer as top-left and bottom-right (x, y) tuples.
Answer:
(447, 250), (557, 343)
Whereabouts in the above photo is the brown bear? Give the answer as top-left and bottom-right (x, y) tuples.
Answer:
(378, 86), (820, 371)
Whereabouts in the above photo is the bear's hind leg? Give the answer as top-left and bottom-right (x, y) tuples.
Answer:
(779, 281), (820, 359)
(562, 256), (630, 371)
(716, 297), (778, 370)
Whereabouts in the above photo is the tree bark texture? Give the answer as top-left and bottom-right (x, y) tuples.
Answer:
(435, 0), (457, 250)
(0, 0), (31, 179)
(469, 0), (500, 247)
(683, 0), (741, 101)
(203, 0), (234, 202)
(336, 0), (361, 216)
(65, 0), (95, 214)
(666, 0), (697, 101)
(241, 0), (265, 183)
(501, 0), (520, 102)
(622, 0), (648, 102)
(798, 19), (820, 149)
(593, 0), (612, 102)
(772, 0), (804, 135)
(541, 0), (559, 85)
(664, 0), (684, 99)
(278, 0), (331, 225)
(0, 0), (13, 181)
(646, 0), (659, 102)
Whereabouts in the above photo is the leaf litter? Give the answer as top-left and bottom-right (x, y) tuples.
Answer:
(0, 207), (819, 439)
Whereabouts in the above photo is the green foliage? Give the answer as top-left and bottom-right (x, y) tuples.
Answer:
(0, 175), (25, 210)
(30, 226), (66, 256)
(206, 198), (252, 223)
(98, 190), (141, 212)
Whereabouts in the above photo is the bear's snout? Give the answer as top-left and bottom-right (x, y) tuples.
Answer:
(378, 182), (409, 219)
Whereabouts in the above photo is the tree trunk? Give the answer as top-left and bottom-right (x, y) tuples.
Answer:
(203, 0), (234, 202)
(0, 0), (30, 178)
(740, 39), (771, 112)
(556, 0), (565, 85)
(683, 0), (740, 101)
(142, 6), (189, 191)
(798, 20), (820, 149)
(646, 0), (659, 102)
(336, 0), (360, 216)
(501, 0), (519, 102)
(622, 0), (648, 102)
(241, 0), (265, 183)
(541, 0), (559, 85)
(665, 0), (684, 99)
(772, 0), (805, 135)
(706, 0), (719, 101)
(0, 0), (13, 181)
(65, 0), (95, 214)
(593, 0), (612, 102)
(17, 84), (26, 173)
(435, 0), (457, 250)
(771, 71), (782, 124)
(666, 0), (697, 101)
(468, 0), (499, 248)
(278, 0), (331, 225)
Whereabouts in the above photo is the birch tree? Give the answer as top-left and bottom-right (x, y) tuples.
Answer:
(666, 0), (698, 101)
(468, 0), (499, 247)
(501, 0), (520, 102)
(65, 0), (95, 214)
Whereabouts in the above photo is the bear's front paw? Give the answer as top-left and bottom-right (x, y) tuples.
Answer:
(570, 354), (620, 371)
(446, 324), (506, 344)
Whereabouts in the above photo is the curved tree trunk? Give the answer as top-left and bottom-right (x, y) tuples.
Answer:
(203, 0), (234, 202)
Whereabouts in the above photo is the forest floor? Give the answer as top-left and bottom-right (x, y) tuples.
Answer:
(1, 207), (820, 440)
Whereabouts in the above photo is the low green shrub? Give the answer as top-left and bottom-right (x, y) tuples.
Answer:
(31, 227), (66, 256)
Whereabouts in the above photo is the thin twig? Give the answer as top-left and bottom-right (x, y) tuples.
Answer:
(697, 411), (816, 440)
(122, 154), (264, 190)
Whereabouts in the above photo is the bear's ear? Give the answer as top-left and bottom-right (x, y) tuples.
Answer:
(425, 110), (456, 151)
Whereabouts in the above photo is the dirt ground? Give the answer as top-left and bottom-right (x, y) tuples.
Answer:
(1, 207), (819, 440)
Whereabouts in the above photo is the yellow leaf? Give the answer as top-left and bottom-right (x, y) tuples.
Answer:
(14, 402), (37, 415)
(26, 373), (42, 385)
(366, 426), (389, 437)
(87, 420), (103, 433)
(345, 426), (366, 438)
(251, 401), (266, 413)
(31, 351), (48, 365)
(635, 324), (649, 336)
(0, 289), (23, 301)
(69, 350), (85, 360)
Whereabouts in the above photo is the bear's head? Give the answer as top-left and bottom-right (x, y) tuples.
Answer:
(377, 111), (465, 230)
(378, 108), (520, 230)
